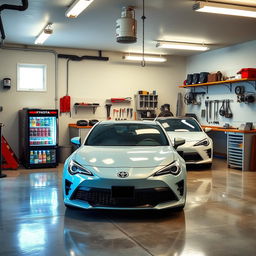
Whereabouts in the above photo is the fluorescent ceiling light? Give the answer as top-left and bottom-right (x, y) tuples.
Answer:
(156, 41), (209, 51)
(123, 55), (167, 63)
(193, 1), (256, 18)
(66, 0), (94, 18)
(34, 23), (53, 45)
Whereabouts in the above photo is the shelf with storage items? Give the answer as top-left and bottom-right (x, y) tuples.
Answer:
(73, 103), (99, 114)
(136, 94), (158, 110)
(135, 94), (158, 119)
(179, 78), (256, 93)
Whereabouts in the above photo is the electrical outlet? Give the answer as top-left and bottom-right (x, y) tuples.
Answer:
(0, 106), (3, 112)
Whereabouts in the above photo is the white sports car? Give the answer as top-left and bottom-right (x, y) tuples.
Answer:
(157, 117), (213, 167)
(63, 121), (187, 210)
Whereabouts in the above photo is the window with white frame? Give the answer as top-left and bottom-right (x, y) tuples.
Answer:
(17, 63), (47, 92)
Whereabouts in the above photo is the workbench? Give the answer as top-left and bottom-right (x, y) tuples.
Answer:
(202, 126), (256, 171)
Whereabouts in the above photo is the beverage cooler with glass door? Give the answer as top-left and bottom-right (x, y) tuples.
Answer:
(19, 109), (59, 168)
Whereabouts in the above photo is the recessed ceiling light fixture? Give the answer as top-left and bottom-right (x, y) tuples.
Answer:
(34, 23), (53, 45)
(156, 41), (209, 51)
(123, 54), (167, 63)
(66, 0), (94, 18)
(193, 1), (256, 18)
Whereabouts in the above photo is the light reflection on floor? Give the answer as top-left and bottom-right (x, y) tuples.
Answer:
(0, 159), (256, 256)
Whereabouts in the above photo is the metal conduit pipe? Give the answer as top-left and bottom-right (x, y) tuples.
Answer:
(0, 0), (29, 41)
(0, 45), (58, 109)
(0, 16), (5, 40)
(0, 0), (28, 11)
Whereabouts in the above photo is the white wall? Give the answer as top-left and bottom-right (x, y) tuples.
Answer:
(186, 40), (256, 128)
(0, 47), (186, 155)
(0, 49), (56, 156)
(58, 50), (186, 146)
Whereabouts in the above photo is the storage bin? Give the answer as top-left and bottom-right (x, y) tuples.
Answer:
(237, 68), (256, 79)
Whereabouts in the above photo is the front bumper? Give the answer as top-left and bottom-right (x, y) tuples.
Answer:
(177, 144), (213, 165)
(63, 166), (186, 210)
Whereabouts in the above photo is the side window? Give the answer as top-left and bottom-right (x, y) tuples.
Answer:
(17, 63), (47, 92)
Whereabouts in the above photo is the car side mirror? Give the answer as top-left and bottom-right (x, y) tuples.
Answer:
(204, 127), (212, 133)
(71, 137), (81, 146)
(174, 138), (185, 149)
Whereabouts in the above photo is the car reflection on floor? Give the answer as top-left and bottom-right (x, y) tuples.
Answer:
(64, 209), (186, 256)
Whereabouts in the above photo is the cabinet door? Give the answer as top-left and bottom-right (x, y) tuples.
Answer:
(227, 133), (244, 170)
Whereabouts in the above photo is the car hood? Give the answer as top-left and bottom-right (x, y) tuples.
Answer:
(73, 146), (176, 168)
(167, 131), (207, 142)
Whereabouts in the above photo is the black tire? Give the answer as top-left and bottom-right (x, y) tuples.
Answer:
(64, 203), (78, 210)
(204, 163), (212, 169)
(173, 204), (185, 212)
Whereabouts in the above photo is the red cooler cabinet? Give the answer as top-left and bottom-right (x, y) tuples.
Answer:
(19, 109), (59, 168)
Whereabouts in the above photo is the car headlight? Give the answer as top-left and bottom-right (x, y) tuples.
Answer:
(194, 138), (209, 146)
(154, 161), (181, 176)
(68, 160), (93, 176)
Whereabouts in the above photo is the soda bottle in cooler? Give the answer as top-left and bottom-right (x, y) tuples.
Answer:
(44, 117), (49, 127)
(51, 150), (56, 163)
(46, 150), (51, 163)
(45, 128), (48, 138)
(30, 151), (34, 164)
(31, 117), (36, 127)
(49, 117), (53, 127)
(47, 128), (51, 137)
(38, 151), (42, 164)
(40, 128), (43, 137)
(34, 151), (39, 164)
(42, 151), (47, 163)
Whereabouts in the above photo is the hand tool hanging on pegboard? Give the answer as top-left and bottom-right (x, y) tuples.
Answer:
(225, 100), (233, 118)
(205, 101), (209, 123)
(105, 104), (112, 120)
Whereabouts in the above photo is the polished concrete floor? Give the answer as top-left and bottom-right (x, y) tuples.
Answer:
(0, 158), (256, 256)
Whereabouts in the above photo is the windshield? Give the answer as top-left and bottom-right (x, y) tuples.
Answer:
(85, 123), (169, 146)
(158, 118), (202, 132)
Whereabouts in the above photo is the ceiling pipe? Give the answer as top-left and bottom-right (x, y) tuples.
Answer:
(58, 51), (109, 61)
(0, 0), (28, 11)
(0, 0), (28, 41)
(0, 17), (5, 40)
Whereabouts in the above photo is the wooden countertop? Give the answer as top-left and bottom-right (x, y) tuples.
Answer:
(202, 125), (256, 133)
(69, 124), (92, 129)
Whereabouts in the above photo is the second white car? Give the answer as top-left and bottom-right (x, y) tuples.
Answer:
(157, 117), (213, 167)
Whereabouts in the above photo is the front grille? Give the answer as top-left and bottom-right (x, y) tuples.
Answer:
(182, 152), (203, 162)
(71, 187), (178, 208)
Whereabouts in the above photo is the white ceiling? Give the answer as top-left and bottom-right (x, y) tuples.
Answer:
(1, 0), (256, 56)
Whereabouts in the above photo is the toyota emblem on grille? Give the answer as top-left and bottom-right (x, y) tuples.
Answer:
(117, 171), (129, 178)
